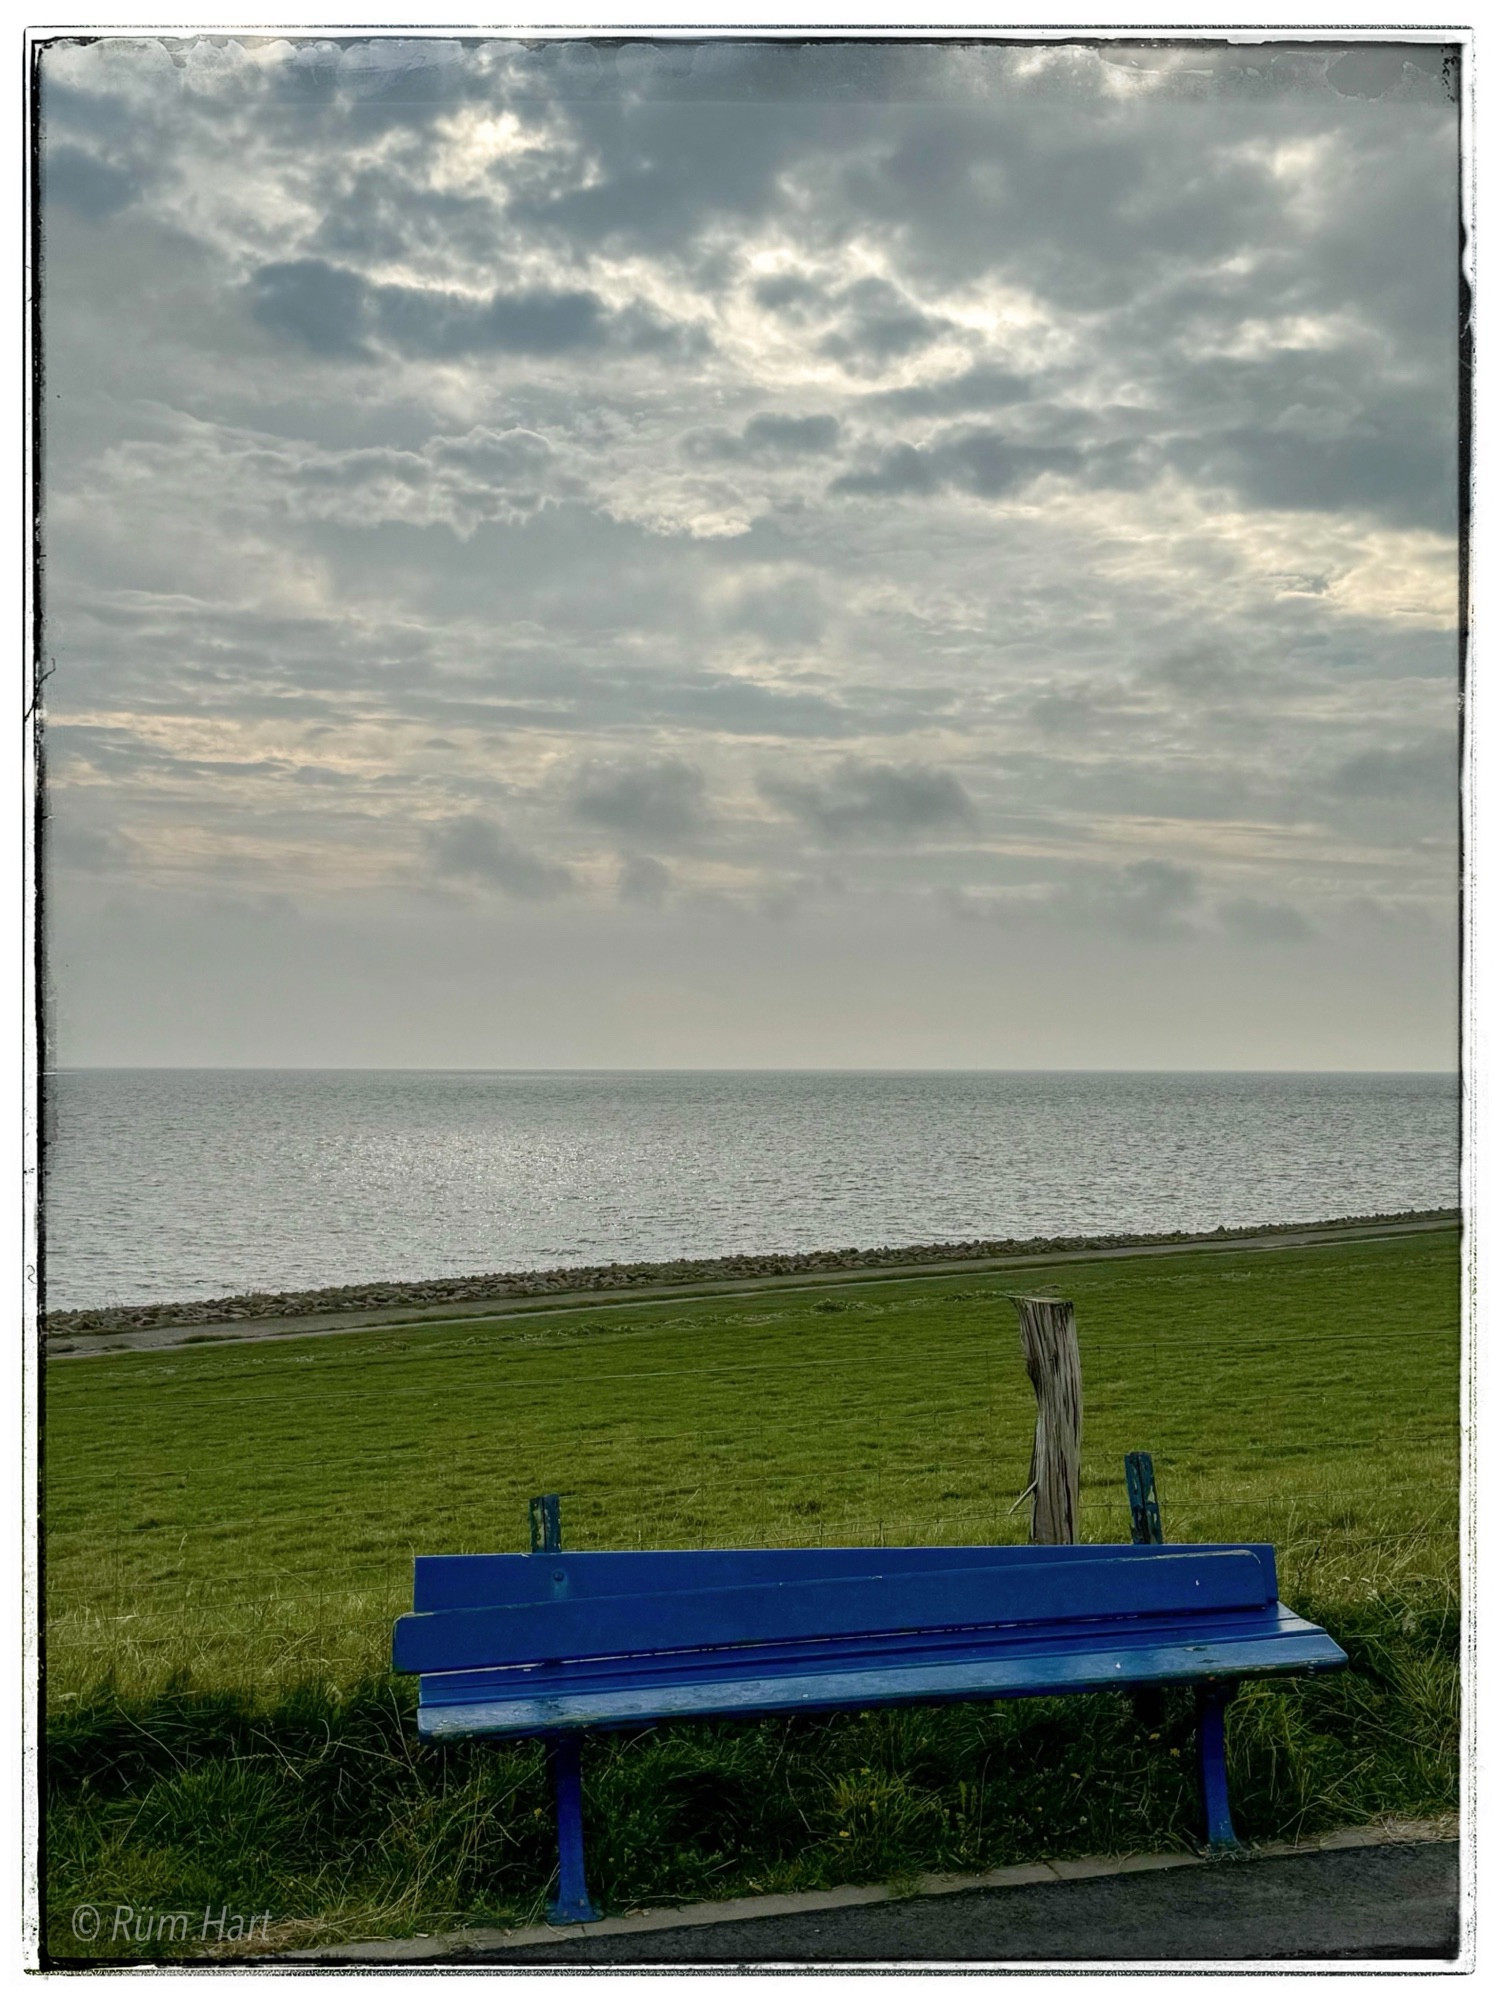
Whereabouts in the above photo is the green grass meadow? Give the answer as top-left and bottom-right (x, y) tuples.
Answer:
(44, 1228), (1461, 1958)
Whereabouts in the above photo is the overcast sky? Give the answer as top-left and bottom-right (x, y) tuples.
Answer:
(39, 35), (1460, 1069)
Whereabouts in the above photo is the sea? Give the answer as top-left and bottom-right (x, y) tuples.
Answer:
(42, 1069), (1460, 1315)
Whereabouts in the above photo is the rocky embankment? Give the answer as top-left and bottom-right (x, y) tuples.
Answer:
(45, 1208), (1458, 1340)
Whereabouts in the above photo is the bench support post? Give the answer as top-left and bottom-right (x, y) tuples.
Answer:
(1194, 1683), (1239, 1851)
(545, 1734), (598, 1924)
(1125, 1453), (1163, 1544)
(530, 1494), (563, 1555)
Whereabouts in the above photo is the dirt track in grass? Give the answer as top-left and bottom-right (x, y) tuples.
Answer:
(47, 1210), (1458, 1358)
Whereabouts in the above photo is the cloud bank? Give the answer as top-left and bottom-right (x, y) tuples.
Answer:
(39, 35), (1461, 1065)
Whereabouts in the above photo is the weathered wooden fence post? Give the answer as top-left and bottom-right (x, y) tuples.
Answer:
(1012, 1297), (1082, 1545)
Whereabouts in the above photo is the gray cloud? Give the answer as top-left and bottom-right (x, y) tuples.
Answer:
(762, 759), (977, 843)
(945, 858), (1207, 942)
(752, 271), (822, 317)
(1025, 679), (1142, 738)
(570, 756), (709, 844)
(617, 852), (672, 906)
(43, 811), (134, 874)
(287, 425), (578, 534)
(1219, 895), (1315, 944)
(249, 258), (373, 358)
(1166, 398), (1458, 534)
(872, 363), (1033, 418)
(585, 672), (859, 740)
(44, 141), (143, 220)
(1326, 45), (1454, 99)
(427, 815), (573, 898)
(831, 428), (1085, 501)
(1330, 737), (1456, 807)
(1049, 860), (1204, 940)
(251, 257), (699, 363)
(1144, 645), (1257, 700)
(683, 412), (842, 462)
(374, 278), (609, 357)
(722, 575), (828, 647)
(818, 277), (948, 370)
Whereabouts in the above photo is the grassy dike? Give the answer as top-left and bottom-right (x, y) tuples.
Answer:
(44, 1228), (1461, 1958)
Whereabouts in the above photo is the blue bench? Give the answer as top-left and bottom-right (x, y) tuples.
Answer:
(393, 1532), (1347, 1923)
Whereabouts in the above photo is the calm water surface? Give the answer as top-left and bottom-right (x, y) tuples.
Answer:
(44, 1069), (1459, 1312)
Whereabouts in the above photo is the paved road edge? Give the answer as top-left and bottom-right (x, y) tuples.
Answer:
(280, 1814), (1459, 1963)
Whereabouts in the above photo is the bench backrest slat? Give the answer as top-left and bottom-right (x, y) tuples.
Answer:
(411, 1542), (1278, 1613)
(394, 1547), (1268, 1676)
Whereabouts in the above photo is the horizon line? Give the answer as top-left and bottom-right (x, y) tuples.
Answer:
(46, 1063), (1461, 1077)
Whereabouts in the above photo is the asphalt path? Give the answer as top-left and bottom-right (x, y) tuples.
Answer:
(460, 1843), (1460, 1966)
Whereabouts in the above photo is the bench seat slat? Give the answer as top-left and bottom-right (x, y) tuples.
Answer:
(394, 1549), (1267, 1674)
(415, 1613), (1347, 1739)
(411, 1600), (1306, 1708)
(412, 1542), (1277, 1612)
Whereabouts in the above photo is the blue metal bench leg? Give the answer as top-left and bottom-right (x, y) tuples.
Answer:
(546, 1734), (598, 1924)
(1195, 1683), (1239, 1851)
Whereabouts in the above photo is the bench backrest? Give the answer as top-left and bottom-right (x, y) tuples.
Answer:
(394, 1543), (1278, 1677)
